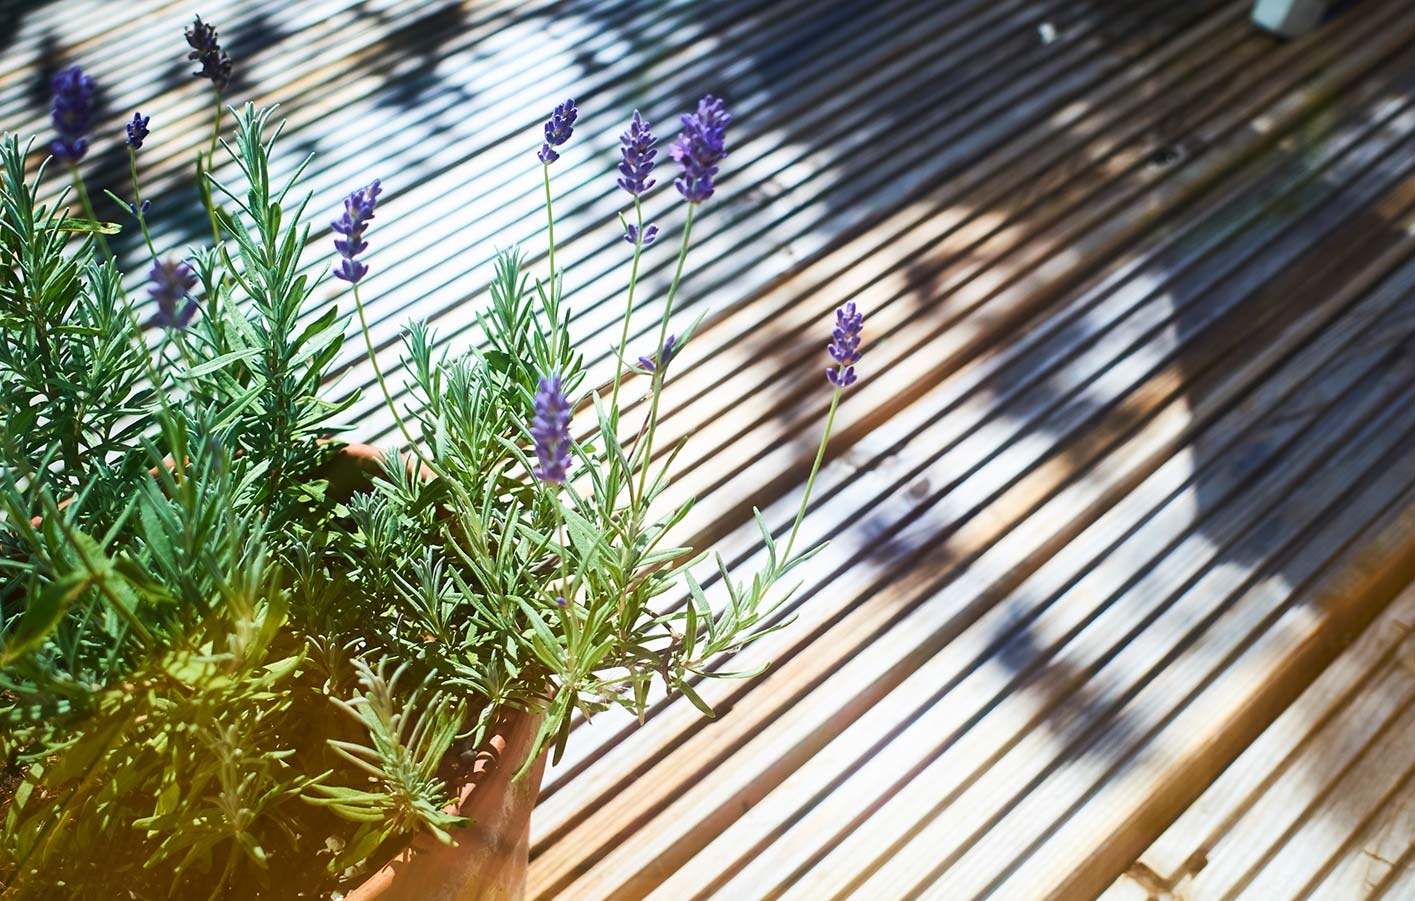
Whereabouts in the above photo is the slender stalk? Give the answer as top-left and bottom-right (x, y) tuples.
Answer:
(67, 166), (112, 262)
(351, 282), (426, 466)
(128, 149), (157, 259)
(167, 324), (197, 369)
(608, 198), (645, 423)
(206, 94), (223, 161)
(542, 162), (558, 302)
(553, 500), (577, 650)
(781, 388), (840, 562)
(199, 95), (224, 247)
(557, 510), (570, 590)
(633, 205), (696, 502)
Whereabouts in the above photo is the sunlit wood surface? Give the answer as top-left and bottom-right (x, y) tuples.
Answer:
(1102, 583), (1415, 900)
(5, 1), (1415, 898)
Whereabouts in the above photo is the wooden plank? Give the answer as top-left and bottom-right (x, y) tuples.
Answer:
(529, 0), (1250, 820)
(532, 21), (1415, 899)
(657, 194), (1415, 901)
(798, 265), (1415, 899)
(10, 2), (1415, 898)
(532, 0), (1415, 814)
(532, 0), (1273, 797)
(1108, 584), (1415, 899)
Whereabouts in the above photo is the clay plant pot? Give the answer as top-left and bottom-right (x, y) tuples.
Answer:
(328, 444), (549, 901)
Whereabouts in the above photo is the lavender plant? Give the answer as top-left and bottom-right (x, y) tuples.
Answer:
(0, 31), (857, 899)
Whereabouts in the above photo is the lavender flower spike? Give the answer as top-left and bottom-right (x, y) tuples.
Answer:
(49, 66), (95, 163)
(638, 334), (676, 373)
(148, 258), (200, 330)
(185, 16), (231, 92)
(332, 179), (382, 283)
(538, 99), (578, 164)
(531, 374), (573, 483)
(671, 95), (731, 204)
(624, 223), (659, 246)
(125, 112), (150, 150)
(826, 302), (864, 388)
(617, 110), (657, 196)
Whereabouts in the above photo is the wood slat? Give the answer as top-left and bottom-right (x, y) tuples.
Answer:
(529, 1), (1415, 893)
(1102, 584), (1415, 900)
(7, 2), (1415, 898)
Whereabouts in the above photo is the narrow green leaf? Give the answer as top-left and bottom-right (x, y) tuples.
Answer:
(675, 679), (716, 718)
(52, 216), (121, 235)
(2, 571), (89, 663)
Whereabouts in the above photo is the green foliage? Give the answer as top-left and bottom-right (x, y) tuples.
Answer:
(306, 659), (467, 869)
(0, 98), (827, 898)
(0, 110), (371, 898)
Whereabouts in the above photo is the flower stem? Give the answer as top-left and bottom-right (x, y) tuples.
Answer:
(351, 282), (424, 461)
(206, 93), (223, 160)
(542, 162), (557, 302)
(608, 198), (645, 424)
(67, 166), (112, 262)
(634, 205), (695, 502)
(782, 388), (841, 562)
(199, 94), (223, 247)
(128, 149), (157, 259)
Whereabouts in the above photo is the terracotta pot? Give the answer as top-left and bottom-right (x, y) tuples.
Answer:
(328, 444), (549, 901)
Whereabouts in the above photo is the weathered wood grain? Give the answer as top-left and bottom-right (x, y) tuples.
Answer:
(6, 1), (1415, 898)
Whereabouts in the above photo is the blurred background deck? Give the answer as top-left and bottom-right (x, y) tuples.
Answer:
(5, 1), (1415, 898)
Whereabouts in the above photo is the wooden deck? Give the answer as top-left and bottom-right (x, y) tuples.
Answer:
(6, 0), (1415, 897)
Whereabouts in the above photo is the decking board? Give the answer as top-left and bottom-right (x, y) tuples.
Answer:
(6, 1), (1415, 898)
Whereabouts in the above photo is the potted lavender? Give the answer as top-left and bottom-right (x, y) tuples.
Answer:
(0, 22), (862, 901)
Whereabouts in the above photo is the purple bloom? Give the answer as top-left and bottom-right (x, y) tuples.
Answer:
(538, 99), (577, 164)
(185, 16), (231, 92)
(49, 66), (95, 163)
(332, 179), (382, 284)
(148, 258), (200, 329)
(128, 199), (151, 217)
(617, 110), (657, 196)
(826, 302), (863, 388)
(124, 112), (150, 150)
(530, 374), (572, 483)
(624, 223), (659, 246)
(671, 95), (730, 204)
(638, 334), (676, 373)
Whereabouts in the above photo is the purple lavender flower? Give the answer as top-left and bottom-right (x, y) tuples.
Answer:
(129, 199), (151, 217)
(332, 179), (382, 284)
(49, 66), (95, 163)
(148, 258), (200, 329)
(185, 16), (231, 92)
(530, 374), (572, 483)
(638, 334), (676, 373)
(624, 223), (659, 246)
(537, 99), (578, 164)
(826, 302), (864, 388)
(124, 112), (150, 150)
(617, 110), (657, 196)
(671, 95), (731, 204)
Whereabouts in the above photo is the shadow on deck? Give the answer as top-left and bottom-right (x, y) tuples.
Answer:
(5, 0), (1415, 897)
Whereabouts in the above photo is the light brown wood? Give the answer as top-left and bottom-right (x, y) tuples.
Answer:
(9, 1), (1415, 898)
